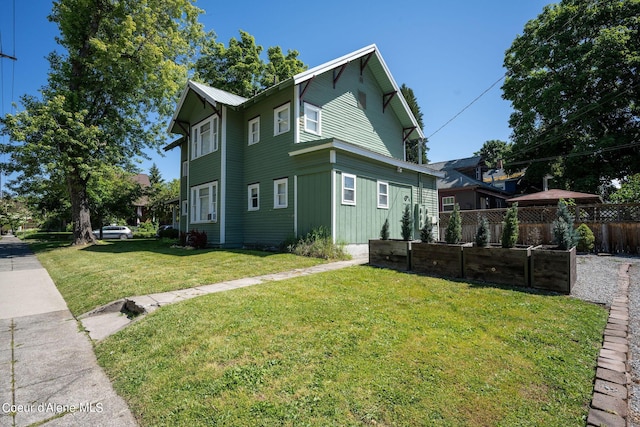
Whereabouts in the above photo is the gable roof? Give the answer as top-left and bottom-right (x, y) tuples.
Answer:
(438, 169), (509, 197)
(167, 44), (424, 141)
(429, 156), (483, 171)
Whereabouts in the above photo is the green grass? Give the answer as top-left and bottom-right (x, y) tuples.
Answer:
(31, 239), (326, 315)
(95, 267), (608, 427)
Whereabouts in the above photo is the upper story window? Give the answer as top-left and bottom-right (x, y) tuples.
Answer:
(192, 116), (218, 159)
(442, 196), (455, 212)
(274, 103), (290, 136)
(191, 181), (218, 223)
(357, 91), (367, 110)
(342, 173), (356, 205)
(377, 181), (389, 209)
(303, 103), (322, 135)
(248, 116), (260, 145)
(274, 178), (288, 209)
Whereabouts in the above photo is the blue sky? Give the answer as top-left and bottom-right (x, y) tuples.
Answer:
(0, 0), (553, 187)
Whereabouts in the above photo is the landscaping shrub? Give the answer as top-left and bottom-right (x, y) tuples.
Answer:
(420, 220), (434, 243)
(135, 221), (157, 238)
(400, 204), (413, 241)
(289, 226), (349, 260)
(187, 229), (208, 249)
(475, 216), (490, 247)
(501, 203), (519, 248)
(576, 223), (595, 252)
(444, 204), (462, 244)
(158, 227), (179, 239)
(380, 219), (390, 240)
(553, 200), (579, 250)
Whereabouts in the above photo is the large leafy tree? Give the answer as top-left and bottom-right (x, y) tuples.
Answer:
(610, 173), (640, 203)
(0, 0), (203, 245)
(194, 30), (307, 98)
(401, 83), (429, 164)
(474, 139), (511, 169)
(502, 0), (640, 194)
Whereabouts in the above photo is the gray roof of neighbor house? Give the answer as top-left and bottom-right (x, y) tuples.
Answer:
(438, 169), (508, 194)
(428, 155), (483, 171)
(166, 44), (425, 143)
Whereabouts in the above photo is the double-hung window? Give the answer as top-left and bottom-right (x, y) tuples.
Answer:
(274, 103), (290, 136)
(248, 116), (260, 145)
(274, 178), (288, 209)
(191, 182), (217, 223)
(377, 181), (389, 209)
(192, 116), (218, 159)
(303, 103), (321, 135)
(442, 196), (455, 212)
(248, 183), (260, 211)
(342, 173), (356, 205)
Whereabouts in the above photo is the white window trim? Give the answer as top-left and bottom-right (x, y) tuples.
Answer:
(274, 178), (288, 209)
(248, 183), (260, 211)
(274, 103), (290, 136)
(442, 196), (455, 212)
(191, 116), (218, 160)
(191, 181), (218, 223)
(303, 102), (322, 136)
(342, 173), (356, 205)
(248, 116), (260, 145)
(377, 181), (389, 209)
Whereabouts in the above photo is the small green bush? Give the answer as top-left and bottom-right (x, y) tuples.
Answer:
(420, 220), (434, 243)
(445, 204), (462, 244)
(553, 200), (578, 250)
(501, 203), (519, 248)
(400, 205), (413, 241)
(290, 226), (350, 260)
(380, 219), (390, 240)
(475, 216), (490, 247)
(576, 223), (595, 252)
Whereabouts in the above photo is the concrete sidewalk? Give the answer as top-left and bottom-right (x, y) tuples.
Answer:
(0, 235), (136, 427)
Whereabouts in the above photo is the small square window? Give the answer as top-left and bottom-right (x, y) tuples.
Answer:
(182, 161), (188, 177)
(377, 181), (389, 209)
(248, 183), (260, 211)
(357, 91), (367, 110)
(274, 103), (290, 136)
(248, 116), (260, 145)
(303, 103), (321, 135)
(182, 200), (188, 216)
(442, 196), (455, 212)
(342, 173), (356, 205)
(274, 178), (288, 209)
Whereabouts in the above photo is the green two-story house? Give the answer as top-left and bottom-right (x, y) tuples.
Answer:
(165, 44), (443, 255)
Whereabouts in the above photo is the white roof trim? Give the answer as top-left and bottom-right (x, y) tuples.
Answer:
(289, 139), (444, 178)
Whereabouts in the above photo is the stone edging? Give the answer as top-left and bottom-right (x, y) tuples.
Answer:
(587, 264), (631, 427)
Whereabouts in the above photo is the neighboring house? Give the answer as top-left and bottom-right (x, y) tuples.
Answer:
(131, 173), (151, 225)
(482, 160), (525, 194)
(429, 156), (510, 211)
(165, 44), (443, 254)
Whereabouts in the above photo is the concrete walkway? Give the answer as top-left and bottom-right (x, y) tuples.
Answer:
(79, 257), (368, 341)
(0, 235), (137, 427)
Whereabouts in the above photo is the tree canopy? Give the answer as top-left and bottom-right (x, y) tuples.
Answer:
(1, 0), (204, 244)
(502, 0), (640, 194)
(474, 140), (511, 169)
(194, 30), (307, 98)
(400, 83), (429, 164)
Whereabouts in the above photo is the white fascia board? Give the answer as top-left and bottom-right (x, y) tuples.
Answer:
(167, 82), (193, 134)
(293, 44), (377, 85)
(289, 139), (444, 178)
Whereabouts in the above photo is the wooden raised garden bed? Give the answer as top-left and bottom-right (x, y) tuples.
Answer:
(411, 242), (468, 278)
(369, 239), (412, 271)
(530, 246), (576, 294)
(463, 245), (532, 288)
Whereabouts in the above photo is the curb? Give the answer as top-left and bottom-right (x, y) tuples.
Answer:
(587, 264), (631, 427)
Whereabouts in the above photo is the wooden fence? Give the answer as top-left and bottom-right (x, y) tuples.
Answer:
(439, 203), (640, 254)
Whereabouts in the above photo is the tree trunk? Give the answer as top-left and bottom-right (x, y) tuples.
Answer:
(68, 172), (96, 245)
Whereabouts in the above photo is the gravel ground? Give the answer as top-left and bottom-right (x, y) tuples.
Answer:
(571, 254), (640, 426)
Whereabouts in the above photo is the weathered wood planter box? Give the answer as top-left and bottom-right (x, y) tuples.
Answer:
(530, 246), (576, 294)
(463, 245), (532, 288)
(411, 242), (468, 278)
(369, 239), (412, 271)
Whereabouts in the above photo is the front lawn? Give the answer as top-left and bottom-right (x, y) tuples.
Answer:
(31, 239), (326, 315)
(96, 266), (608, 426)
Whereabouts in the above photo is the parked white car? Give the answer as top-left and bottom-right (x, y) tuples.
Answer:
(93, 225), (134, 240)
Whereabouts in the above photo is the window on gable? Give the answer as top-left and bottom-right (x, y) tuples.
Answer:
(248, 183), (260, 211)
(377, 181), (389, 209)
(274, 103), (290, 136)
(191, 181), (218, 223)
(303, 103), (322, 135)
(357, 90), (367, 110)
(442, 196), (455, 212)
(274, 178), (288, 209)
(191, 116), (218, 159)
(248, 116), (260, 145)
(342, 173), (356, 205)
